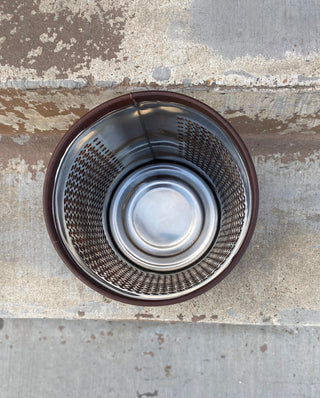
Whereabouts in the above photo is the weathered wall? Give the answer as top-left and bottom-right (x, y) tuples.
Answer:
(1, 2), (320, 397)
(0, 0), (320, 323)
(1, 0), (320, 88)
(1, 87), (320, 324)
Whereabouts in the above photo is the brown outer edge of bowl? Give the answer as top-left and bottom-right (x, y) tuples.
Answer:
(43, 90), (259, 307)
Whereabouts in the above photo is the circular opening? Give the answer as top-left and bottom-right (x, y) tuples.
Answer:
(44, 90), (259, 305)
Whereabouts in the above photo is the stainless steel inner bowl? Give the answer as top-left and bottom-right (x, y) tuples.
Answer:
(44, 91), (258, 305)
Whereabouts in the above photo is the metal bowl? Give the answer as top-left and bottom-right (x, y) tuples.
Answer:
(43, 91), (258, 305)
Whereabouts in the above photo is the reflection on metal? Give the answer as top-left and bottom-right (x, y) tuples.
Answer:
(45, 92), (258, 304)
(106, 163), (218, 271)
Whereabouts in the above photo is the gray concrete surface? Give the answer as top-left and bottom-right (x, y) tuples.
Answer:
(1, 87), (319, 324)
(1, 318), (320, 398)
(190, 0), (320, 59)
(1, 1), (319, 396)
(1, 0), (320, 88)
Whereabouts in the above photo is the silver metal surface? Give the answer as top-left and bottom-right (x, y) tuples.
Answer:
(53, 100), (253, 300)
(105, 163), (218, 271)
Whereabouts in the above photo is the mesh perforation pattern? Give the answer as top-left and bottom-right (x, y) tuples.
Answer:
(45, 91), (258, 305)
(62, 120), (246, 296)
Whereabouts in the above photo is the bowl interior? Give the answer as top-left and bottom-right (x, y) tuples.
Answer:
(52, 99), (253, 301)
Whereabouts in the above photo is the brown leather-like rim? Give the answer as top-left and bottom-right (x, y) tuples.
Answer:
(43, 90), (259, 306)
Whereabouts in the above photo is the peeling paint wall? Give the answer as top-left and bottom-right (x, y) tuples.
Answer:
(1, 1), (320, 323)
(1, 88), (320, 323)
(0, 0), (320, 88)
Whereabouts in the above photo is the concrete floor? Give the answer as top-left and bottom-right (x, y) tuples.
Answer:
(1, 2), (320, 397)
(1, 0), (320, 88)
(1, 318), (320, 398)
(1, 87), (320, 324)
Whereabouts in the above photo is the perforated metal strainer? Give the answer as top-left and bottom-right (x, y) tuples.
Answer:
(44, 91), (258, 305)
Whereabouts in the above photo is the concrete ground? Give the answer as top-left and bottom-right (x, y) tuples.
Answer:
(1, 0), (320, 88)
(1, 87), (320, 325)
(1, 1), (320, 396)
(1, 318), (320, 398)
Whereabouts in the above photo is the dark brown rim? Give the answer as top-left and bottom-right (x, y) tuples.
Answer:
(43, 90), (259, 306)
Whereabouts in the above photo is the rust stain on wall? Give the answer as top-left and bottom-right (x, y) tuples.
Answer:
(0, 88), (92, 135)
(0, 1), (127, 79)
(260, 343), (268, 353)
(191, 314), (206, 322)
(0, 134), (61, 179)
(228, 114), (320, 162)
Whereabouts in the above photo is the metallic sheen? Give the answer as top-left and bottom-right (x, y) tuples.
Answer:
(52, 99), (254, 301)
(105, 163), (218, 271)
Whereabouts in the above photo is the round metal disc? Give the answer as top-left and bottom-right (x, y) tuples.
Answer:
(105, 163), (219, 271)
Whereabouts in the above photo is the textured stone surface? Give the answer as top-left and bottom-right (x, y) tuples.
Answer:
(1, 0), (320, 88)
(1, 3), (319, 396)
(1, 87), (320, 324)
(1, 318), (320, 398)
